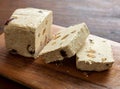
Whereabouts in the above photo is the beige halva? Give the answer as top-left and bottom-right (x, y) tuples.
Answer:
(76, 36), (114, 71)
(4, 8), (114, 71)
(40, 23), (89, 63)
(4, 8), (52, 58)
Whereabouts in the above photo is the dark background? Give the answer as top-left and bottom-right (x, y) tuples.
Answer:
(0, 0), (120, 89)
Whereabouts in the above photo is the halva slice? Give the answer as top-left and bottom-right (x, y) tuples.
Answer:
(40, 23), (89, 63)
(76, 36), (114, 71)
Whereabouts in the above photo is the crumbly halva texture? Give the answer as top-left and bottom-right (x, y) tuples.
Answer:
(4, 8), (53, 58)
(76, 36), (114, 71)
(39, 23), (90, 63)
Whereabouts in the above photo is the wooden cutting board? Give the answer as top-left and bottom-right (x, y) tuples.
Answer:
(0, 25), (120, 89)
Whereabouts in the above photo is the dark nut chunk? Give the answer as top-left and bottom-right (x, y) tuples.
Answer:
(60, 50), (67, 58)
(38, 10), (43, 13)
(4, 18), (14, 25)
(106, 64), (111, 67)
(9, 49), (17, 54)
(27, 45), (35, 55)
(89, 39), (94, 44)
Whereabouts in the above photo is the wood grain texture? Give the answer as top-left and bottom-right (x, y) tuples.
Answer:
(0, 25), (120, 89)
(0, 0), (120, 42)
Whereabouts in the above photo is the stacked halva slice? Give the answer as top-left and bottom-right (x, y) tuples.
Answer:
(4, 8), (114, 71)
(40, 23), (89, 63)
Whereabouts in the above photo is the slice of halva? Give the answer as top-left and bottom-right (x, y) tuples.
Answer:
(39, 23), (90, 63)
(76, 36), (114, 71)
(4, 8), (53, 58)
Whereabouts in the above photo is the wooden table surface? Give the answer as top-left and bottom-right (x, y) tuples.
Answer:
(0, 0), (120, 89)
